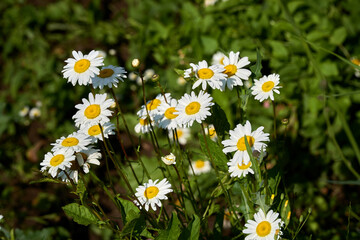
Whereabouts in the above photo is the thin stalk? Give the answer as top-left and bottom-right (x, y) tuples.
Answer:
(272, 100), (277, 139)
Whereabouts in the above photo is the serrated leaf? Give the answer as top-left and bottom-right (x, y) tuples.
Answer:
(116, 196), (140, 224)
(207, 102), (230, 139)
(29, 178), (66, 185)
(156, 212), (181, 240)
(62, 203), (98, 226)
(199, 134), (228, 171)
(250, 49), (262, 79)
(179, 215), (200, 240)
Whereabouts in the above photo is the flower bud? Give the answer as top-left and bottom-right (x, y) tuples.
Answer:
(152, 74), (160, 82)
(281, 118), (289, 125)
(131, 58), (140, 68)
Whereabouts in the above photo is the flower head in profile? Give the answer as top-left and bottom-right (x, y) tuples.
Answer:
(40, 149), (75, 178)
(222, 121), (269, 165)
(221, 51), (251, 90)
(161, 153), (176, 165)
(243, 209), (283, 240)
(73, 93), (114, 128)
(251, 73), (281, 102)
(168, 127), (190, 145)
(155, 98), (179, 130)
(62, 50), (104, 86)
(135, 116), (155, 134)
(137, 93), (171, 118)
(212, 51), (226, 65)
(189, 160), (211, 175)
(176, 91), (214, 128)
(80, 121), (115, 143)
(134, 178), (173, 211)
(91, 65), (127, 89)
(227, 158), (254, 178)
(205, 124), (218, 142)
(51, 131), (91, 153)
(185, 60), (226, 91)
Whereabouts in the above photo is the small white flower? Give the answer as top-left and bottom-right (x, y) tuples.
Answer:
(128, 72), (138, 81)
(19, 106), (30, 117)
(135, 116), (155, 134)
(189, 160), (211, 175)
(51, 131), (92, 153)
(75, 148), (102, 173)
(97, 50), (107, 59)
(176, 91), (214, 128)
(186, 60), (227, 91)
(221, 51), (251, 90)
(134, 179), (173, 211)
(137, 93), (171, 118)
(204, 124), (218, 141)
(143, 69), (155, 81)
(177, 76), (187, 86)
(108, 49), (116, 56)
(251, 73), (281, 102)
(80, 121), (115, 143)
(168, 127), (190, 145)
(243, 209), (283, 240)
(161, 153), (176, 165)
(72, 93), (114, 128)
(227, 158), (254, 178)
(212, 51), (226, 65)
(222, 121), (269, 165)
(62, 50), (104, 86)
(40, 149), (75, 178)
(154, 98), (180, 130)
(91, 65), (127, 89)
(29, 107), (41, 119)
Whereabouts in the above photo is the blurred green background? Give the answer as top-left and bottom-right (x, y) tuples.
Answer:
(1, 0), (360, 239)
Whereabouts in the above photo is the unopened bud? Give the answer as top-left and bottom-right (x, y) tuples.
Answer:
(131, 58), (140, 68)
(152, 74), (160, 82)
(280, 193), (284, 200)
(281, 118), (289, 125)
(308, 208), (312, 214)
(299, 215), (304, 223)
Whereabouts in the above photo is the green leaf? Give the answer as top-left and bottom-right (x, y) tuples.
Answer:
(199, 134), (228, 171)
(207, 102), (230, 139)
(174, 68), (185, 76)
(121, 215), (147, 238)
(179, 215), (200, 240)
(327, 180), (360, 185)
(330, 27), (347, 45)
(29, 178), (66, 185)
(200, 36), (218, 54)
(250, 49), (262, 79)
(156, 212), (181, 240)
(62, 203), (98, 226)
(116, 196), (140, 224)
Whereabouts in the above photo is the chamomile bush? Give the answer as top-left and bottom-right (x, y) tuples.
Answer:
(1, 0), (360, 239)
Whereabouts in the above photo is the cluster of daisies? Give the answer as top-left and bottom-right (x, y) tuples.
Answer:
(39, 49), (285, 240)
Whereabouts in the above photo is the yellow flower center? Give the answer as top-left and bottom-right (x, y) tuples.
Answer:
(146, 99), (161, 110)
(74, 59), (91, 73)
(224, 64), (237, 77)
(176, 129), (183, 138)
(98, 68), (114, 78)
(88, 125), (102, 136)
(50, 154), (65, 167)
(351, 58), (360, 66)
(84, 104), (101, 119)
(61, 137), (79, 147)
(139, 118), (150, 126)
(197, 68), (214, 79)
(236, 136), (255, 151)
(256, 221), (271, 237)
(144, 186), (159, 199)
(209, 127), (216, 138)
(261, 81), (275, 92)
(237, 161), (252, 170)
(195, 160), (205, 169)
(185, 102), (201, 115)
(220, 57), (225, 65)
(164, 107), (178, 119)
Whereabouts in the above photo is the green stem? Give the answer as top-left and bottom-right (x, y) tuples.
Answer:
(272, 100), (277, 139)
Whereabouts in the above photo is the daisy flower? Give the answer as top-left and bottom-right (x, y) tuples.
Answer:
(221, 51), (251, 90)
(154, 98), (180, 130)
(40, 149), (75, 178)
(80, 121), (115, 143)
(137, 93), (171, 118)
(29, 107), (41, 119)
(75, 148), (102, 173)
(251, 73), (281, 102)
(187, 60), (226, 91)
(91, 65), (127, 89)
(351, 58), (360, 78)
(19, 106), (29, 117)
(205, 124), (218, 141)
(51, 131), (91, 153)
(227, 159), (254, 178)
(222, 120), (269, 165)
(243, 209), (283, 240)
(58, 168), (79, 183)
(212, 51), (226, 65)
(189, 160), (211, 175)
(135, 116), (155, 134)
(73, 93), (114, 128)
(161, 153), (176, 165)
(168, 127), (190, 145)
(62, 50), (104, 86)
(134, 178), (173, 211)
(176, 91), (214, 128)
(143, 69), (155, 81)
